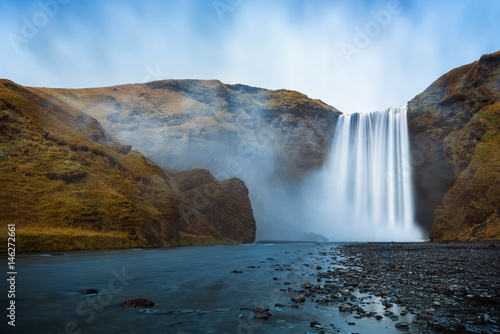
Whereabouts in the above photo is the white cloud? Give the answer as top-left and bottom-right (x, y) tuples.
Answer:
(0, 0), (498, 112)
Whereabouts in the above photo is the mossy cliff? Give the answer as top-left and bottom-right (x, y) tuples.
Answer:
(41, 80), (341, 240)
(0, 80), (255, 252)
(408, 51), (500, 241)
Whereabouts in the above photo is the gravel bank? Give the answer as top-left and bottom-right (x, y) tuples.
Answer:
(305, 242), (500, 333)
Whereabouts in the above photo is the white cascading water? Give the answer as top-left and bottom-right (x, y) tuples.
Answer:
(303, 106), (424, 241)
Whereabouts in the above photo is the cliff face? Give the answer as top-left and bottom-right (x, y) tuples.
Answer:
(408, 51), (500, 241)
(41, 80), (341, 180)
(0, 80), (256, 251)
(168, 168), (256, 244)
(41, 80), (341, 240)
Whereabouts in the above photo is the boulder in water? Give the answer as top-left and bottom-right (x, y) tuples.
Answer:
(291, 295), (305, 303)
(82, 289), (99, 295)
(252, 306), (272, 319)
(121, 298), (154, 308)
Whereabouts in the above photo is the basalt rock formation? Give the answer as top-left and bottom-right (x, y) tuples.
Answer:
(0, 79), (256, 251)
(408, 51), (500, 241)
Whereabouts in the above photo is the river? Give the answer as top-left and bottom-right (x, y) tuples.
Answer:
(5, 243), (414, 333)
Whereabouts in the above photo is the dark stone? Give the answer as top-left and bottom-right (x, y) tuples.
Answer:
(120, 298), (154, 308)
(310, 320), (321, 328)
(339, 303), (353, 312)
(254, 314), (269, 320)
(82, 289), (99, 295)
(395, 322), (410, 329)
(252, 306), (272, 320)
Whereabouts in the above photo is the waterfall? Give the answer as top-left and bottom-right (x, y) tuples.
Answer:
(303, 106), (424, 241)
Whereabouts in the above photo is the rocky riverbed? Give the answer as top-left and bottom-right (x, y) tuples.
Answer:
(10, 242), (500, 333)
(287, 242), (500, 334)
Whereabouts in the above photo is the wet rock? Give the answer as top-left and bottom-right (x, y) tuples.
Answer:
(121, 298), (154, 308)
(307, 243), (500, 334)
(412, 319), (427, 326)
(382, 300), (393, 308)
(232, 270), (243, 274)
(254, 314), (269, 320)
(395, 322), (410, 329)
(82, 289), (99, 295)
(310, 320), (322, 328)
(252, 306), (272, 319)
(339, 303), (353, 312)
(341, 289), (351, 296)
(291, 295), (305, 303)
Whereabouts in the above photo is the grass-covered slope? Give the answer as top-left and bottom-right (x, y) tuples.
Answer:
(431, 103), (500, 241)
(408, 51), (500, 241)
(0, 80), (255, 251)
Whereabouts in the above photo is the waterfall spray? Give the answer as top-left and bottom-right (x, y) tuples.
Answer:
(303, 106), (424, 241)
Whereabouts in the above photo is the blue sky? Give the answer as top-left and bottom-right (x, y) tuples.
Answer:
(0, 0), (499, 112)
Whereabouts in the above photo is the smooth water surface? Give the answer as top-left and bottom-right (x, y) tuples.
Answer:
(2, 244), (413, 333)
